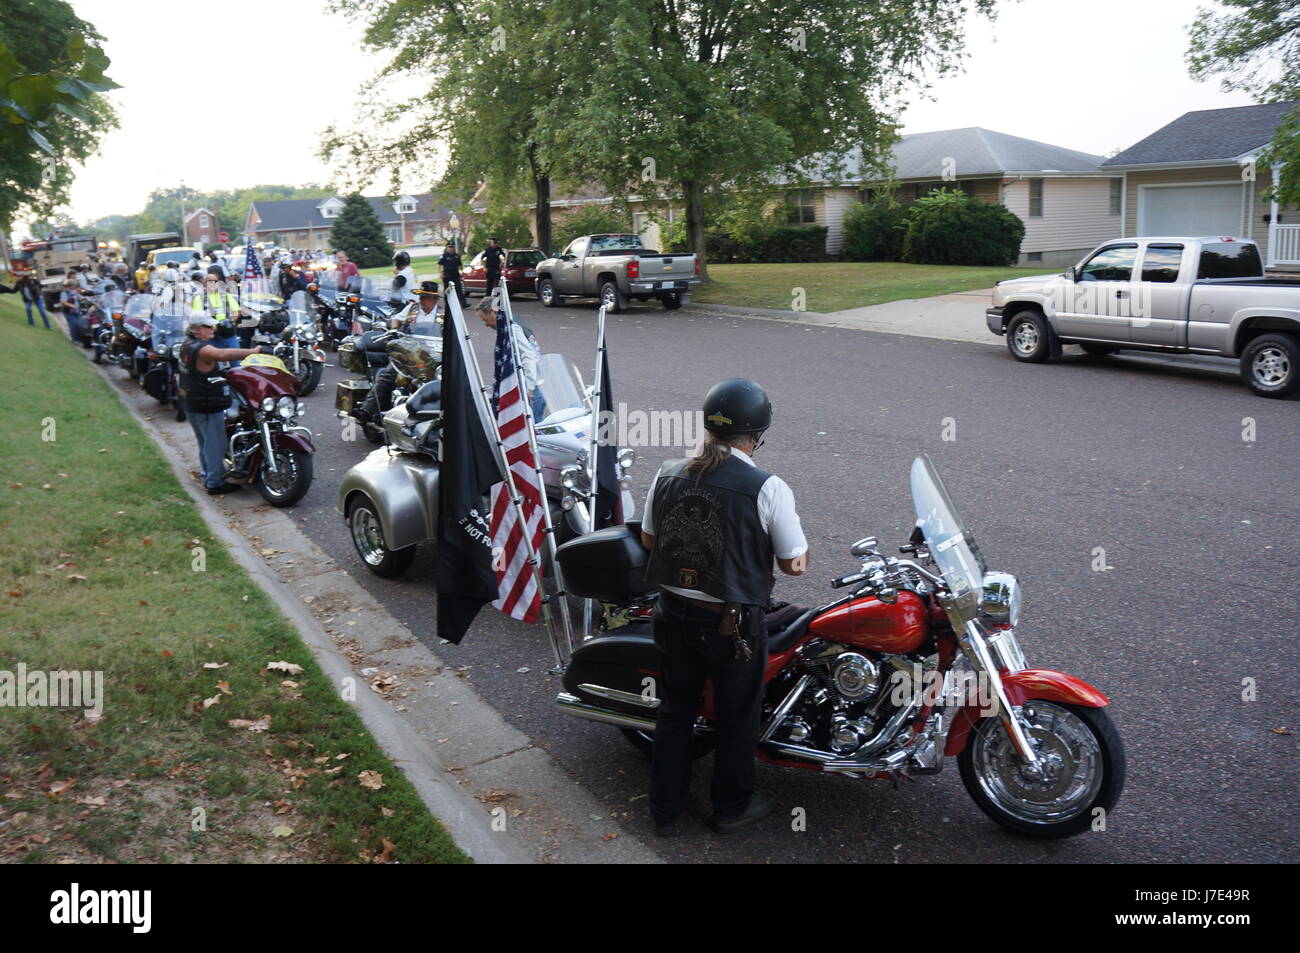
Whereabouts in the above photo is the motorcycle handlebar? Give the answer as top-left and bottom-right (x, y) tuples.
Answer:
(831, 571), (865, 589)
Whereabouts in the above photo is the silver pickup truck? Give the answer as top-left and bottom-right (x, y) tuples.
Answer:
(986, 237), (1300, 397)
(535, 234), (700, 312)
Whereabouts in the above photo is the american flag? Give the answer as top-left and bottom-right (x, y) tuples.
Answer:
(243, 235), (263, 281)
(488, 308), (544, 623)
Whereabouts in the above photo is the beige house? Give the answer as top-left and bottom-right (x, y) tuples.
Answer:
(786, 127), (1122, 265)
(1101, 102), (1300, 272)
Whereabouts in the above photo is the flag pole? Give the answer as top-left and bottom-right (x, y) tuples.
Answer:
(580, 306), (608, 639)
(498, 278), (576, 664)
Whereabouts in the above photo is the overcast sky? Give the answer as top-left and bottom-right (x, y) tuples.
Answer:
(43, 0), (1261, 234)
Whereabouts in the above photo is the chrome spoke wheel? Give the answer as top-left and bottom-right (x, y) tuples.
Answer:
(260, 450), (298, 499)
(969, 702), (1103, 825)
(1252, 346), (1289, 387)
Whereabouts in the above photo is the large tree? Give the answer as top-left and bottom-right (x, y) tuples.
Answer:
(0, 0), (118, 231)
(329, 192), (394, 267)
(533, 0), (994, 278)
(1187, 0), (1300, 205)
(323, 0), (587, 255)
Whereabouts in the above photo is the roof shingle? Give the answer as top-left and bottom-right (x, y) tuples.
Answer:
(1101, 101), (1300, 168)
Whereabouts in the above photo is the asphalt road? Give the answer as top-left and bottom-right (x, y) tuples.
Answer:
(292, 295), (1299, 863)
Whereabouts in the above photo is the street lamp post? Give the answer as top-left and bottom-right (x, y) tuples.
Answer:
(449, 214), (460, 255)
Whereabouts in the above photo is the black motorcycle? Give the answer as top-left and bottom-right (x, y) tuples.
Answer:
(141, 304), (188, 421)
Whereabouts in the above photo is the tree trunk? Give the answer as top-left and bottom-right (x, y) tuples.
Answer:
(682, 178), (708, 281)
(533, 174), (552, 255)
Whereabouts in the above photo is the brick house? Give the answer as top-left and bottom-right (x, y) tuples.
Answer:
(184, 208), (219, 245)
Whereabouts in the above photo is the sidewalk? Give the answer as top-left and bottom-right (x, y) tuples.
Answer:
(687, 288), (999, 345)
(95, 357), (661, 865)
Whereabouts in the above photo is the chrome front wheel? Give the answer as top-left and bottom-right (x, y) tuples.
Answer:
(958, 701), (1124, 838)
(255, 447), (313, 507)
(347, 497), (415, 577)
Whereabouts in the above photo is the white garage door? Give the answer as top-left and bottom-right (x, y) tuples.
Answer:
(1139, 184), (1241, 236)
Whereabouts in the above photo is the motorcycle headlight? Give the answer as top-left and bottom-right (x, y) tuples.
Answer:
(560, 464), (584, 491)
(617, 447), (635, 469)
(261, 397), (276, 412)
(980, 572), (1021, 628)
(276, 396), (296, 419)
(296, 401), (306, 417)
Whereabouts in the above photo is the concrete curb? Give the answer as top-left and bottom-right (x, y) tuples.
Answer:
(90, 359), (531, 864)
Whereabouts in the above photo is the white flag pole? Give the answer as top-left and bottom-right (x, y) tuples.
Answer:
(580, 306), (608, 639)
(498, 279), (576, 662)
(446, 289), (569, 666)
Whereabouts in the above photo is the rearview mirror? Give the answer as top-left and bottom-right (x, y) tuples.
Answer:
(1065, 266), (1077, 281)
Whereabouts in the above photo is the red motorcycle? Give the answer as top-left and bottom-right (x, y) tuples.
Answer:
(218, 354), (315, 506)
(554, 455), (1125, 838)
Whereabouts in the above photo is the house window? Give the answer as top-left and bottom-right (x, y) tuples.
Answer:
(396, 199), (416, 215)
(785, 189), (816, 224)
(1029, 178), (1044, 217)
(321, 202), (341, 219)
(1109, 179), (1122, 215)
(1027, 252), (1042, 262)
(857, 187), (876, 206)
(385, 225), (404, 243)
(199, 214), (209, 229)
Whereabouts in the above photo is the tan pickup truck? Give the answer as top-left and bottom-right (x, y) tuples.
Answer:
(986, 237), (1300, 397)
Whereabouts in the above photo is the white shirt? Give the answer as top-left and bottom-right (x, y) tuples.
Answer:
(641, 446), (807, 602)
(392, 266), (418, 305)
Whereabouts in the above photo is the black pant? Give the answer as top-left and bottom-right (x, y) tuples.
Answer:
(443, 274), (466, 304)
(238, 327), (255, 349)
(485, 269), (501, 297)
(649, 592), (767, 825)
(361, 363), (398, 420)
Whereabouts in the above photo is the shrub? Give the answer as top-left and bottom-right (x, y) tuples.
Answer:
(703, 224), (827, 263)
(466, 205), (534, 256)
(552, 204), (632, 251)
(900, 189), (1025, 265)
(841, 200), (910, 261)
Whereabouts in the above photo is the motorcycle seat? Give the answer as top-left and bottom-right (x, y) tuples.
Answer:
(406, 380), (442, 420)
(766, 606), (816, 654)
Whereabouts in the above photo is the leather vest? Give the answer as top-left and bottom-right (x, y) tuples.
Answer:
(181, 337), (230, 413)
(644, 453), (775, 605)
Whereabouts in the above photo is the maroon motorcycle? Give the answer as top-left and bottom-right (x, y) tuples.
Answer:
(218, 354), (315, 506)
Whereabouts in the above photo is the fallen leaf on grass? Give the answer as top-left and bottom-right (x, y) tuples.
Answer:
(280, 680), (299, 689)
(266, 661), (303, 676)
(46, 779), (76, 797)
(202, 662), (228, 669)
(65, 574), (87, 582)
(478, 790), (512, 803)
(374, 838), (396, 863)
(358, 770), (383, 791)
(36, 762), (52, 782)
(199, 694), (221, 710)
(272, 825), (294, 838)
(272, 800), (292, 815)
(82, 710), (103, 726)
(216, 680), (232, 695)
(380, 807), (394, 818)
(228, 715), (272, 732)
(602, 833), (619, 841)
(76, 796), (107, 807)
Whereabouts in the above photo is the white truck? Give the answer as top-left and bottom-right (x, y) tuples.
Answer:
(986, 237), (1300, 397)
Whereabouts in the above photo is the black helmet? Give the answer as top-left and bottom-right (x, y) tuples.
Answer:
(393, 251), (410, 268)
(702, 378), (771, 435)
(215, 318), (235, 335)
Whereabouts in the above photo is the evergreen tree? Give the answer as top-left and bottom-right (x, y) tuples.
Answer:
(329, 193), (393, 267)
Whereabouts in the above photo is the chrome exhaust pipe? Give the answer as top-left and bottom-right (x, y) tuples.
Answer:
(556, 692), (657, 732)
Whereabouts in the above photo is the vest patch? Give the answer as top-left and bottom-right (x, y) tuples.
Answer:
(657, 486), (724, 569)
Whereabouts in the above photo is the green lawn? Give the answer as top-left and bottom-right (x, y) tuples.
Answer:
(691, 261), (1058, 312)
(359, 256), (439, 280)
(0, 299), (469, 864)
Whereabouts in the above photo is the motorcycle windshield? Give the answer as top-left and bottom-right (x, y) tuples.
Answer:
(286, 290), (313, 330)
(534, 354), (587, 425)
(98, 290), (126, 312)
(151, 312), (185, 348)
(125, 294), (155, 320)
(909, 454), (987, 620)
(239, 277), (283, 314)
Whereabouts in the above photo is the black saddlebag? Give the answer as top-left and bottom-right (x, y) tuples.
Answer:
(556, 521), (649, 603)
(141, 364), (170, 401)
(560, 632), (661, 719)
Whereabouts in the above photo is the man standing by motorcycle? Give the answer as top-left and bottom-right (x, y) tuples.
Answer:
(639, 379), (808, 836)
(335, 250), (360, 292)
(357, 280), (442, 427)
(179, 315), (268, 495)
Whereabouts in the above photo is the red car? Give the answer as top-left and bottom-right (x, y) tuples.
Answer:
(461, 247), (547, 297)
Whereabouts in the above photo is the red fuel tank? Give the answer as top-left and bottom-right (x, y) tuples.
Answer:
(228, 364), (300, 404)
(807, 589), (929, 654)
